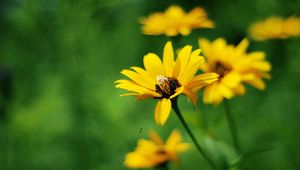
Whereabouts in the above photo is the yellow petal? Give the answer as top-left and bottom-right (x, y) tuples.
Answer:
(201, 20), (214, 28)
(143, 53), (165, 78)
(179, 26), (191, 35)
(235, 38), (249, 55)
(149, 131), (164, 145)
(154, 99), (172, 126)
(233, 84), (246, 95)
(169, 86), (184, 99)
(163, 41), (175, 77)
(188, 7), (214, 28)
(203, 83), (224, 104)
(166, 129), (181, 147)
(188, 7), (205, 18)
(124, 139), (166, 168)
(173, 45), (192, 78)
(182, 86), (198, 106)
(221, 71), (241, 88)
(124, 152), (149, 168)
(218, 83), (234, 99)
(120, 93), (138, 97)
(136, 139), (158, 154)
(165, 28), (178, 36)
(212, 38), (227, 60)
(186, 73), (219, 91)
(136, 94), (157, 100)
(247, 52), (265, 60)
(198, 38), (212, 58)
(131, 66), (156, 84)
(199, 61), (209, 72)
(178, 49), (204, 84)
(262, 72), (271, 79)
(240, 73), (256, 81)
(252, 61), (271, 71)
(165, 5), (185, 17)
(176, 143), (190, 152)
(246, 78), (266, 90)
(115, 80), (161, 98)
(121, 69), (155, 90)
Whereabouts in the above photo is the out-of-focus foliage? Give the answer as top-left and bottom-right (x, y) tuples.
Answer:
(0, 0), (300, 170)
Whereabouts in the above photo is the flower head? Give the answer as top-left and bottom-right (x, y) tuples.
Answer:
(249, 16), (300, 41)
(115, 41), (218, 125)
(198, 38), (271, 105)
(124, 130), (190, 168)
(140, 5), (214, 36)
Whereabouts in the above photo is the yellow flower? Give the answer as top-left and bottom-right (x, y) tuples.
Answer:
(198, 38), (271, 105)
(249, 16), (300, 41)
(140, 5), (214, 36)
(115, 41), (218, 125)
(124, 130), (190, 168)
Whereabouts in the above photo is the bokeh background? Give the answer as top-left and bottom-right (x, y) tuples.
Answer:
(1, 0), (300, 169)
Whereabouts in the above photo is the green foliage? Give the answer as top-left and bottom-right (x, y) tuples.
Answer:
(0, 0), (300, 169)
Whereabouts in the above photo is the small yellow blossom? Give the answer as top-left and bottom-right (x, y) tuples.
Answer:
(249, 16), (300, 41)
(124, 130), (190, 168)
(198, 38), (271, 105)
(140, 5), (214, 36)
(115, 41), (218, 125)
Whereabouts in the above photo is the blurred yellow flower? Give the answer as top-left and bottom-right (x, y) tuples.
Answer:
(124, 130), (190, 168)
(198, 38), (271, 105)
(249, 16), (300, 41)
(115, 41), (218, 125)
(140, 5), (214, 36)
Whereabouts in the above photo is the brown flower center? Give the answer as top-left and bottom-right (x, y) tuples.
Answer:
(214, 62), (231, 78)
(156, 149), (168, 155)
(155, 75), (181, 99)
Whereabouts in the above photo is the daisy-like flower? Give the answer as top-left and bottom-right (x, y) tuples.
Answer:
(124, 130), (190, 168)
(249, 16), (300, 41)
(115, 41), (218, 125)
(198, 38), (271, 105)
(140, 5), (214, 36)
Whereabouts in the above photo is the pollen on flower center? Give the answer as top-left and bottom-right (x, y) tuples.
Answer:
(214, 62), (231, 78)
(155, 75), (181, 98)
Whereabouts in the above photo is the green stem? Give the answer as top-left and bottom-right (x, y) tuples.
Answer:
(224, 100), (240, 152)
(172, 98), (217, 170)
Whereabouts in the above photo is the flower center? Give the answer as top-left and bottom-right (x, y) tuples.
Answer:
(155, 75), (181, 98)
(214, 62), (231, 78)
(156, 148), (167, 155)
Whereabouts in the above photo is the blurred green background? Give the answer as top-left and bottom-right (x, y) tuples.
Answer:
(0, 0), (300, 169)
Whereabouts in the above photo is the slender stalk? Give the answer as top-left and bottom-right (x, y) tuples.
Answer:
(224, 100), (240, 152)
(172, 98), (217, 170)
